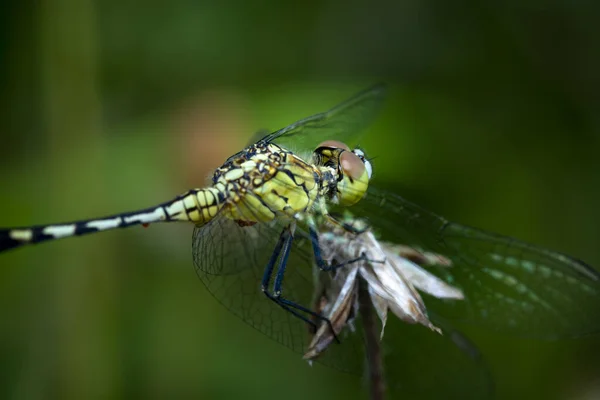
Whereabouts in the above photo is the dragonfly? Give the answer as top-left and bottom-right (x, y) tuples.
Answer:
(1, 85), (600, 375)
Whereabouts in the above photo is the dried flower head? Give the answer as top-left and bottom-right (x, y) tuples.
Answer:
(305, 215), (464, 361)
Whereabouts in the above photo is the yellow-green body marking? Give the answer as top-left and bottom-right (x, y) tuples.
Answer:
(1, 141), (342, 250)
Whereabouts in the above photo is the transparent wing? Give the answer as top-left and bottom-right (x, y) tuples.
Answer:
(192, 213), (366, 373)
(253, 84), (386, 152)
(383, 313), (494, 399)
(346, 186), (600, 338)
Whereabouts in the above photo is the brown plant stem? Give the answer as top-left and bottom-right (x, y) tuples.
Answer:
(358, 278), (386, 400)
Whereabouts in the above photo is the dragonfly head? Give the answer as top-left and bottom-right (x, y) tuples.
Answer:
(314, 140), (372, 206)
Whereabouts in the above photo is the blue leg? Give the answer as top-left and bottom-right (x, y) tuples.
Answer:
(309, 226), (328, 270)
(262, 225), (336, 336)
(261, 227), (286, 291)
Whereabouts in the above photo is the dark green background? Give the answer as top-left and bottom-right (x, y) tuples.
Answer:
(1, 1), (599, 399)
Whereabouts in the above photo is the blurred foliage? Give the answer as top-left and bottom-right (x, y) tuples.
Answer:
(1, 0), (600, 399)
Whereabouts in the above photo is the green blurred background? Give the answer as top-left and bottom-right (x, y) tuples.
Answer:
(1, 1), (600, 399)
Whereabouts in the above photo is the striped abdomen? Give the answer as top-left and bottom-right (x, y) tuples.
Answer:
(0, 188), (225, 252)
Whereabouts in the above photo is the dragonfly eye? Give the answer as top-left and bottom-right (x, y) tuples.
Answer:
(337, 149), (370, 206)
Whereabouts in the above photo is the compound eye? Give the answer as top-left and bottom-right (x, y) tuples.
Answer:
(340, 151), (366, 182)
(316, 140), (350, 151)
(336, 150), (370, 207)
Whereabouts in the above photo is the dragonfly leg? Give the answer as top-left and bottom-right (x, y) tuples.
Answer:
(323, 212), (370, 234)
(260, 227), (286, 291)
(261, 224), (339, 341)
(309, 226), (383, 272)
(331, 253), (385, 270)
(308, 226), (328, 270)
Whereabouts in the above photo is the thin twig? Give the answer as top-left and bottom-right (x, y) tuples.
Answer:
(358, 278), (386, 400)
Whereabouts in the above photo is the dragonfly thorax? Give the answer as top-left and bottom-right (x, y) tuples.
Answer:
(211, 142), (334, 225)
